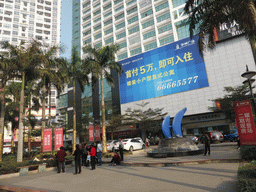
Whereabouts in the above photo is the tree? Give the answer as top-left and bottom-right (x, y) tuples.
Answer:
(184, 0), (256, 55)
(209, 85), (250, 121)
(56, 47), (89, 152)
(124, 102), (167, 141)
(0, 54), (15, 161)
(83, 44), (123, 153)
(1, 40), (44, 162)
(106, 114), (124, 140)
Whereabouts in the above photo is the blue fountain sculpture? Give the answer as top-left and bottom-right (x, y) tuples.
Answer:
(148, 107), (204, 158)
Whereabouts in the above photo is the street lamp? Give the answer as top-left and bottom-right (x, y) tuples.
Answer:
(241, 65), (256, 115)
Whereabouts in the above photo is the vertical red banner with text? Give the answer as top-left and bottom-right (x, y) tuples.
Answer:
(54, 128), (63, 151)
(233, 100), (256, 145)
(89, 126), (94, 141)
(95, 125), (101, 141)
(43, 128), (52, 152)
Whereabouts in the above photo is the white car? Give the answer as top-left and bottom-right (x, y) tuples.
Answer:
(107, 140), (118, 152)
(122, 138), (145, 152)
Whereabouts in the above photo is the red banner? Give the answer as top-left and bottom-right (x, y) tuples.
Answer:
(89, 126), (94, 141)
(234, 100), (256, 145)
(43, 128), (52, 152)
(95, 125), (101, 141)
(54, 128), (63, 151)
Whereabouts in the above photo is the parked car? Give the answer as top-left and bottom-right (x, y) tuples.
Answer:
(122, 138), (145, 152)
(107, 140), (118, 151)
(196, 134), (204, 144)
(183, 135), (199, 144)
(223, 130), (238, 142)
(205, 131), (224, 143)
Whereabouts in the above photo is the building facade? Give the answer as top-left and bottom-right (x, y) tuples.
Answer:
(72, 0), (256, 139)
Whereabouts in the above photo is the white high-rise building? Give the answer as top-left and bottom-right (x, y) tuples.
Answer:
(0, 0), (61, 48)
(74, 0), (188, 59)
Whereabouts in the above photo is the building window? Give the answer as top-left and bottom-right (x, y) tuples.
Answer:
(127, 6), (137, 15)
(155, 2), (169, 12)
(127, 0), (137, 6)
(128, 16), (138, 24)
(156, 12), (170, 23)
(115, 13), (124, 21)
(128, 25), (139, 35)
(144, 41), (157, 51)
(143, 30), (156, 40)
(104, 11), (112, 18)
(141, 9), (153, 18)
(172, 0), (186, 8)
(94, 33), (102, 40)
(116, 22), (125, 30)
(105, 37), (113, 44)
(103, 3), (111, 11)
(159, 35), (174, 46)
(119, 41), (127, 49)
(93, 10), (101, 16)
(116, 32), (126, 40)
(94, 24), (101, 31)
(175, 20), (190, 40)
(115, 6), (123, 12)
(104, 19), (112, 26)
(142, 19), (154, 29)
(94, 42), (102, 48)
(118, 52), (127, 60)
(105, 27), (113, 35)
(130, 47), (142, 56)
(158, 23), (172, 34)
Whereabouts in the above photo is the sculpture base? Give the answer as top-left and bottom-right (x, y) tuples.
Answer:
(147, 137), (204, 158)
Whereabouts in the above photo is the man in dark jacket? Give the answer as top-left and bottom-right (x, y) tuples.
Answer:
(203, 133), (210, 156)
(73, 144), (82, 174)
(56, 146), (67, 173)
(89, 143), (97, 170)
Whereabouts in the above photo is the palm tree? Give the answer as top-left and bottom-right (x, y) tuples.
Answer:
(184, 0), (256, 55)
(1, 40), (44, 162)
(37, 45), (65, 152)
(0, 53), (16, 161)
(56, 47), (89, 152)
(83, 44), (123, 152)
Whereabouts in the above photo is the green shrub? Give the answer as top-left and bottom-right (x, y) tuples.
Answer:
(240, 145), (256, 160)
(238, 161), (256, 192)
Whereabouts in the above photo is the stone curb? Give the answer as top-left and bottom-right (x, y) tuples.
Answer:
(116, 159), (247, 167)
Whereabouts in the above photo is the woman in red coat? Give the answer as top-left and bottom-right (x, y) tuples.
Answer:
(89, 143), (97, 170)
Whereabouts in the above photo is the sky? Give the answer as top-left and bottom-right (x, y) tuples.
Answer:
(60, 0), (72, 59)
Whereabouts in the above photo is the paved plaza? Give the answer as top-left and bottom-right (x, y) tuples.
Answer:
(0, 142), (244, 192)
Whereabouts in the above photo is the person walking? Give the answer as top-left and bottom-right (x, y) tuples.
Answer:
(90, 143), (97, 170)
(97, 141), (102, 166)
(203, 133), (210, 156)
(73, 144), (82, 174)
(55, 146), (67, 173)
(118, 138), (124, 161)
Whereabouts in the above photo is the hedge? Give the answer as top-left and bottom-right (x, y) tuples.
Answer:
(240, 145), (256, 160)
(237, 160), (256, 192)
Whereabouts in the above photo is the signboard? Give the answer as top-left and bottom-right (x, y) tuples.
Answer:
(54, 128), (63, 151)
(119, 36), (209, 104)
(43, 128), (52, 152)
(233, 100), (256, 145)
(89, 126), (94, 141)
(95, 125), (101, 141)
(213, 21), (243, 42)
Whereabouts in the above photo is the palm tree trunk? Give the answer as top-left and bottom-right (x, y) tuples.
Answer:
(41, 84), (46, 153)
(17, 72), (25, 162)
(0, 84), (5, 161)
(72, 80), (77, 152)
(11, 130), (14, 154)
(101, 72), (107, 153)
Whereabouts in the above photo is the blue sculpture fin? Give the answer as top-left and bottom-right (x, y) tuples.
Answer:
(172, 108), (187, 137)
(162, 115), (171, 138)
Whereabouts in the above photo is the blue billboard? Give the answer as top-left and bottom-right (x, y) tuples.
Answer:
(119, 36), (209, 104)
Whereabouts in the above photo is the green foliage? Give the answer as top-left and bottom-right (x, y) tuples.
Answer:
(240, 145), (256, 161)
(238, 160), (256, 192)
(184, 0), (256, 55)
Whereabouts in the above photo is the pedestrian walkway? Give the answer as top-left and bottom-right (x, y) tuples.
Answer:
(102, 142), (242, 166)
(0, 163), (240, 192)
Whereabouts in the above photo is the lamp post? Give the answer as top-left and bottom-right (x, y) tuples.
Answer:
(241, 65), (256, 115)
